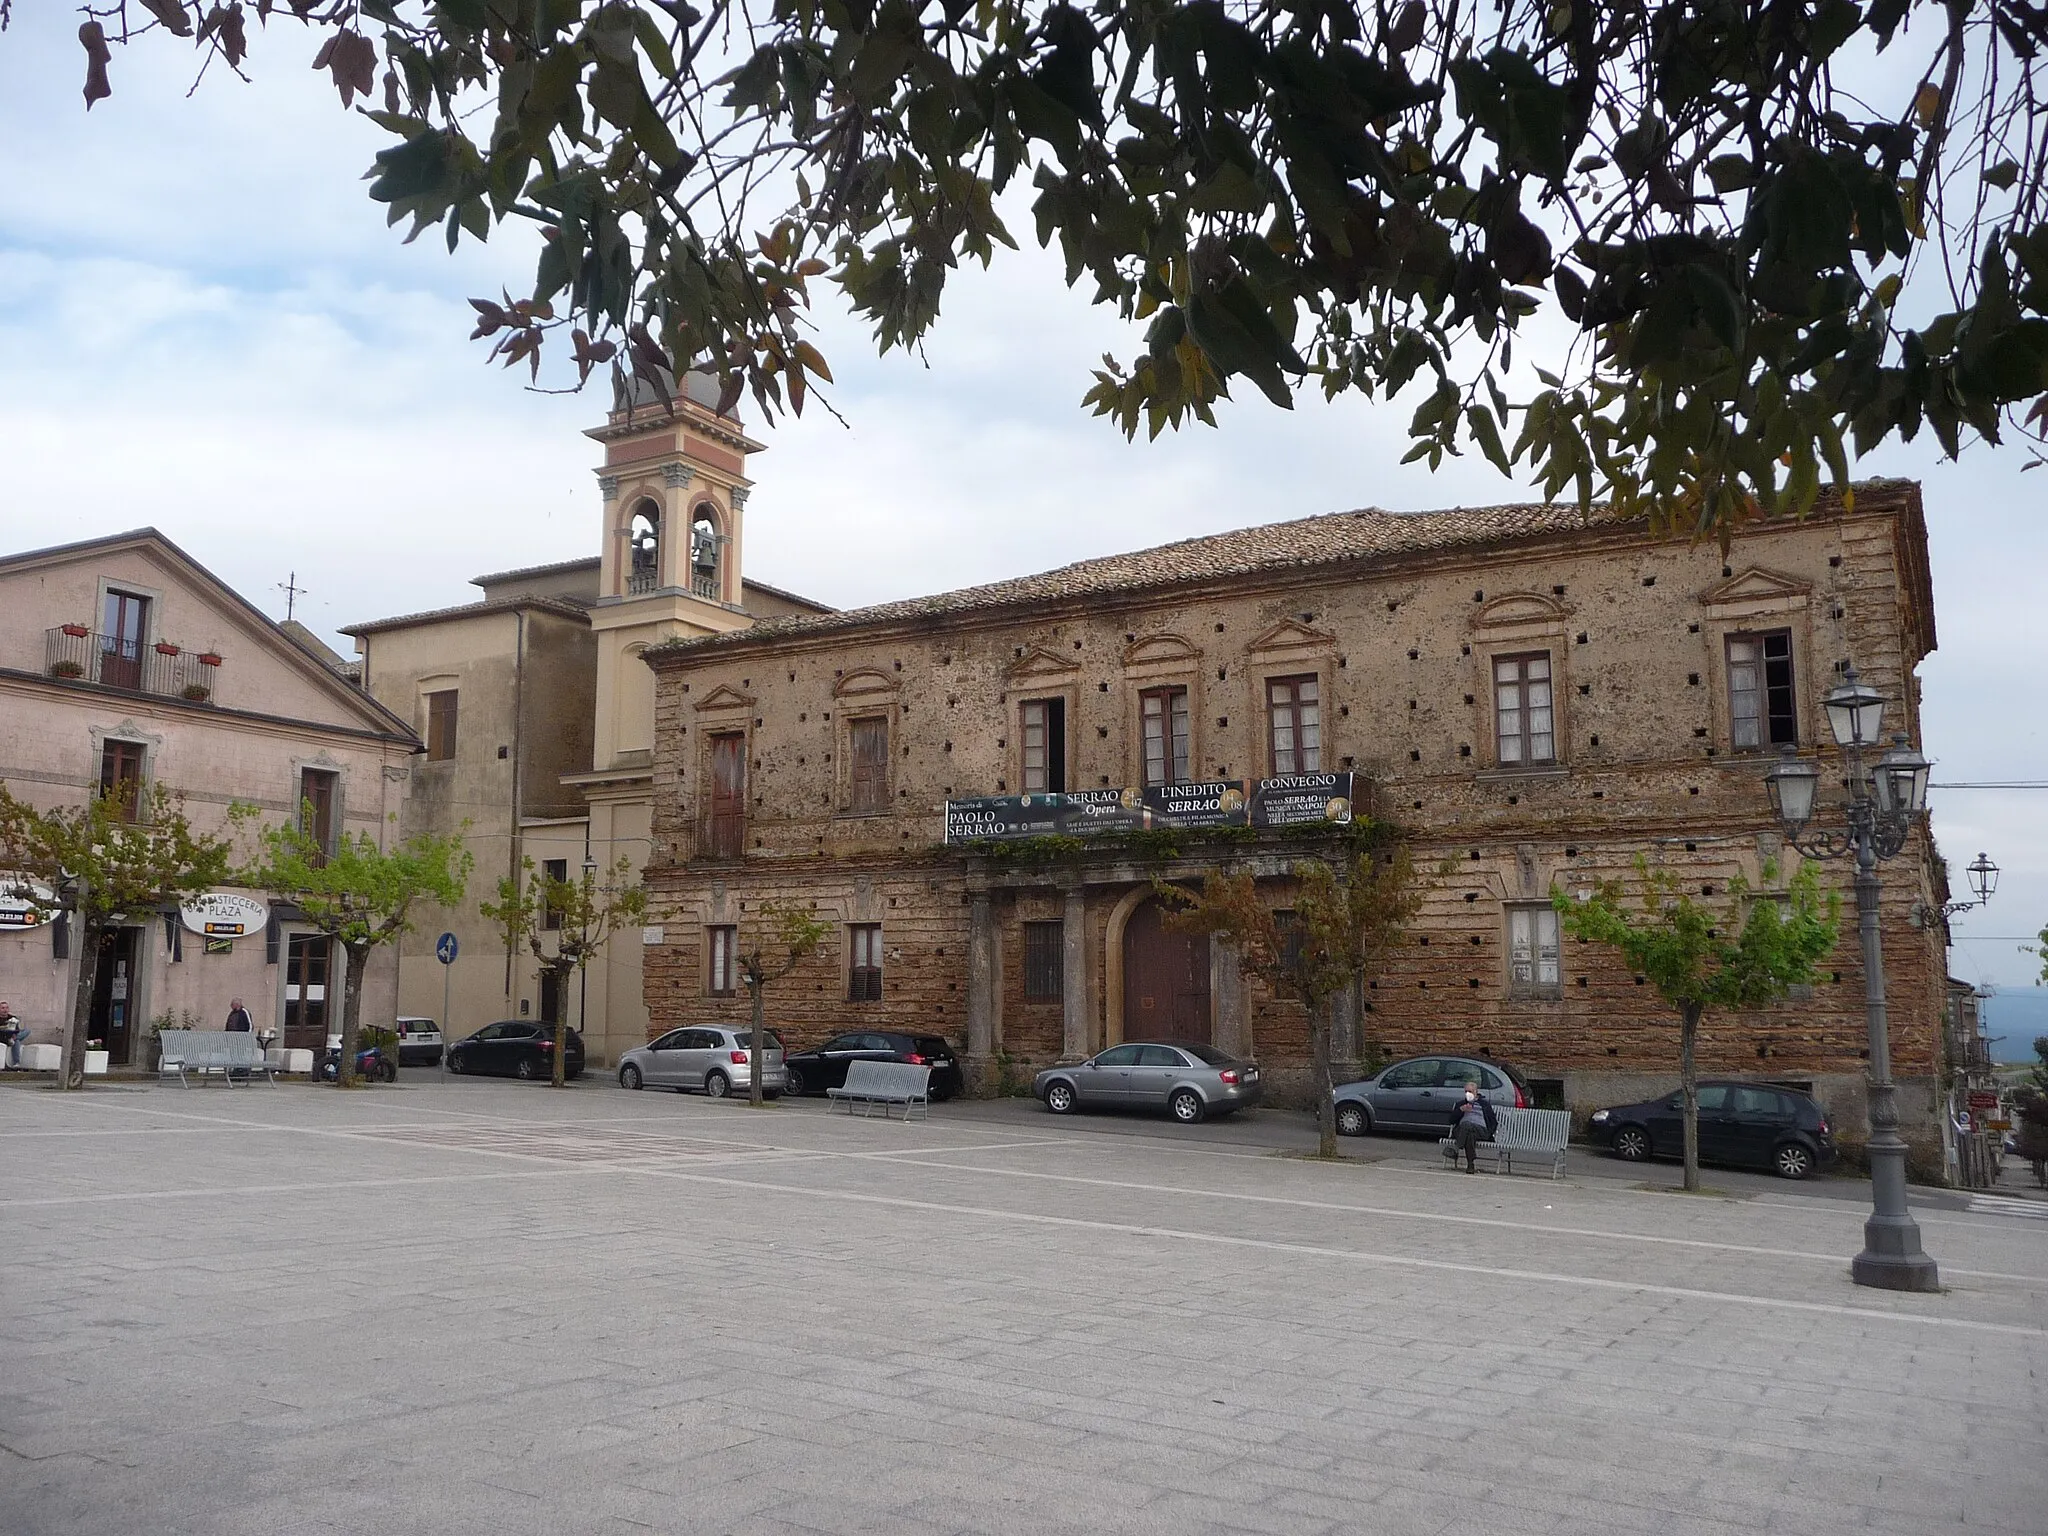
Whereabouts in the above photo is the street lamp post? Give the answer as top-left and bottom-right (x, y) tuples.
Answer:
(1762, 665), (1970, 1293)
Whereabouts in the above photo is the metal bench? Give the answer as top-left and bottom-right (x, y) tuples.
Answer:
(158, 1031), (277, 1086)
(1438, 1106), (1571, 1178)
(826, 1059), (931, 1121)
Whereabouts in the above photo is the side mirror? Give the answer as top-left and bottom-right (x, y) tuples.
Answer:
(1085, 1060), (1098, 1069)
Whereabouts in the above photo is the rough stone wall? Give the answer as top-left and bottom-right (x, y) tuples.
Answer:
(640, 494), (1946, 1155)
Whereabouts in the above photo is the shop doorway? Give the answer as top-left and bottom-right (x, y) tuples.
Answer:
(88, 927), (142, 1066)
(282, 933), (333, 1055)
(1122, 898), (1210, 1044)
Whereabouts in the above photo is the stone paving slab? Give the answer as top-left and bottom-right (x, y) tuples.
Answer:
(1, 1080), (2043, 1536)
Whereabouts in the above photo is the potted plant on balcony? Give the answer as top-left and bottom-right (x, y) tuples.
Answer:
(61, 623), (89, 638)
(180, 683), (212, 703)
(154, 641), (180, 657)
(198, 650), (222, 667)
(50, 659), (85, 679)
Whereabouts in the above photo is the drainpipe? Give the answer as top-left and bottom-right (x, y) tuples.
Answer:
(506, 609), (526, 1001)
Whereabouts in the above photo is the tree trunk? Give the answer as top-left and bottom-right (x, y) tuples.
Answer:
(336, 939), (368, 1088)
(1310, 997), (1337, 1159)
(748, 979), (766, 1107)
(552, 960), (572, 1088)
(62, 917), (103, 1091)
(1680, 1001), (1702, 1193)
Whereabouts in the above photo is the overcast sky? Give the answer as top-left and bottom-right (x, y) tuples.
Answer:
(2, 12), (2042, 988)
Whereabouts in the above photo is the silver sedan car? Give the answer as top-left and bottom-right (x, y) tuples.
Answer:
(1035, 1041), (1262, 1123)
(617, 1026), (786, 1098)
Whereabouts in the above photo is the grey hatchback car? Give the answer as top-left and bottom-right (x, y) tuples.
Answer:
(1332, 1055), (1531, 1136)
(1035, 1041), (1262, 1123)
(617, 1026), (786, 1098)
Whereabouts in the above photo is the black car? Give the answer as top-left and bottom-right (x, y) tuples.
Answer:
(445, 1020), (587, 1081)
(782, 1031), (963, 1100)
(1588, 1080), (1836, 1179)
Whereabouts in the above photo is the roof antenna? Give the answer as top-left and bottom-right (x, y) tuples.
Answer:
(278, 571), (305, 622)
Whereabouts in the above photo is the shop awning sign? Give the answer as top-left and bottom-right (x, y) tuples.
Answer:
(0, 877), (58, 930)
(179, 892), (268, 939)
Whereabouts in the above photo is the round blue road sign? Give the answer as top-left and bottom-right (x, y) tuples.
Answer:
(435, 932), (458, 965)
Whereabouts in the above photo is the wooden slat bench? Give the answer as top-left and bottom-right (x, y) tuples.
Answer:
(826, 1060), (931, 1121)
(1438, 1106), (1572, 1178)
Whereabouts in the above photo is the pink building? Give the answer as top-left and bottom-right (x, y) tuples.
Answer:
(0, 530), (419, 1066)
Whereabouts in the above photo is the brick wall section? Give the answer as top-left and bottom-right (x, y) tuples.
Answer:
(639, 487), (1948, 1151)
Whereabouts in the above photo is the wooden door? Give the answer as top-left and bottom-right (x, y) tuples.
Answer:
(99, 590), (147, 690)
(282, 933), (332, 1055)
(1123, 898), (1209, 1044)
(707, 733), (746, 858)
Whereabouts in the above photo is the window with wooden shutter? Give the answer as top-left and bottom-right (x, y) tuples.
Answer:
(425, 690), (459, 761)
(1140, 686), (1190, 787)
(707, 732), (747, 858)
(1507, 906), (1562, 997)
(1023, 921), (1063, 1000)
(849, 716), (890, 813)
(1266, 676), (1322, 775)
(99, 739), (145, 822)
(848, 923), (883, 1001)
(707, 925), (738, 996)
(1493, 653), (1556, 766)
(299, 768), (338, 865)
(1728, 630), (1797, 749)
(540, 858), (568, 930)
(1020, 698), (1066, 792)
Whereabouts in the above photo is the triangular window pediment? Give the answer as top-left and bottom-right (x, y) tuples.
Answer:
(1004, 646), (1081, 682)
(1121, 633), (1201, 667)
(1700, 567), (1812, 608)
(692, 683), (756, 713)
(1247, 619), (1336, 655)
(831, 668), (901, 700)
(1470, 592), (1569, 632)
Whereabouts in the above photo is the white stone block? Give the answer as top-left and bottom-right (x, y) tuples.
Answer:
(84, 1051), (108, 1075)
(19, 1043), (61, 1071)
(276, 1048), (313, 1074)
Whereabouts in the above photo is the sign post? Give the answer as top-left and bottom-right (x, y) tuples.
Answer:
(435, 932), (458, 1071)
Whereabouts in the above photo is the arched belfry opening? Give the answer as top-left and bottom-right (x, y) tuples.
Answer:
(626, 501), (661, 593)
(689, 504), (724, 600)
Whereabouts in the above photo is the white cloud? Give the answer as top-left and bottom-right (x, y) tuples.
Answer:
(2, 4), (2043, 984)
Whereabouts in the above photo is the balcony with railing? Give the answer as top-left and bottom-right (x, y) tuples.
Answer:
(43, 627), (221, 703)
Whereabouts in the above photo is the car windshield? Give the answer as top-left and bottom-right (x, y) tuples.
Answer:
(1180, 1044), (1234, 1066)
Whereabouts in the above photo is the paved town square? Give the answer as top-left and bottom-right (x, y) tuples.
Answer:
(3, 1078), (2042, 1536)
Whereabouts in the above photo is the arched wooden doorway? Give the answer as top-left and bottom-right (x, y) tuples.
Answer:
(1122, 898), (1210, 1044)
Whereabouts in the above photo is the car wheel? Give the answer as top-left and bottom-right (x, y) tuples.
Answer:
(1044, 1081), (1076, 1115)
(1773, 1141), (1816, 1180)
(705, 1071), (730, 1099)
(515, 1057), (539, 1081)
(445, 1053), (461, 1075)
(784, 1066), (807, 1097)
(1169, 1088), (1205, 1125)
(1612, 1125), (1652, 1162)
(1335, 1101), (1370, 1138)
(620, 1064), (643, 1090)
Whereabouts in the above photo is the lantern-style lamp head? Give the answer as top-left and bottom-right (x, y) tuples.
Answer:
(1870, 736), (1931, 816)
(1764, 748), (1821, 833)
(1822, 665), (1887, 749)
(1966, 851), (1999, 905)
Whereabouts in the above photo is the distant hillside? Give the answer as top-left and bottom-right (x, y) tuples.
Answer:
(1981, 988), (2048, 1065)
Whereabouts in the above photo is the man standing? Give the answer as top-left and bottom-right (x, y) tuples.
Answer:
(1448, 1080), (1497, 1174)
(0, 1000), (26, 1069)
(224, 997), (252, 1033)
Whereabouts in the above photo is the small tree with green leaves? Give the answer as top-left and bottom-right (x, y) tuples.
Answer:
(0, 783), (234, 1089)
(239, 811), (471, 1088)
(736, 900), (832, 1107)
(1555, 859), (1839, 1191)
(1162, 833), (1421, 1158)
(481, 855), (646, 1087)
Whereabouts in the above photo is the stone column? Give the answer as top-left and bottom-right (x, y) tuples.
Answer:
(1211, 938), (1249, 1059)
(1060, 885), (1090, 1061)
(966, 891), (996, 1091)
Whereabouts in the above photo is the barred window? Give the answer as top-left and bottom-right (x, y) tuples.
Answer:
(1023, 921), (1063, 1000)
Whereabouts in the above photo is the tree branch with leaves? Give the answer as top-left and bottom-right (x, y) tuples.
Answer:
(734, 899), (831, 1107)
(0, 782), (234, 1089)
(481, 854), (646, 1087)
(1162, 832), (1421, 1157)
(1555, 857), (1839, 1191)
(238, 809), (471, 1088)
(48, 0), (2048, 533)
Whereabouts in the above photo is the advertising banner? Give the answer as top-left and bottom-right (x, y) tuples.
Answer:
(1249, 771), (1356, 828)
(179, 892), (269, 939)
(1140, 780), (1247, 829)
(943, 795), (1066, 844)
(1057, 786), (1150, 835)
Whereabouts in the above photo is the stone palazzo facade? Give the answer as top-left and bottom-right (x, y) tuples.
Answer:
(638, 484), (1951, 1162)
